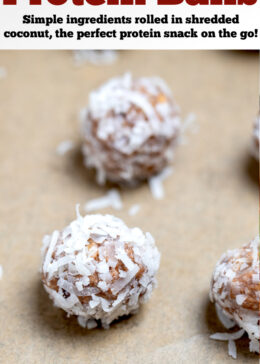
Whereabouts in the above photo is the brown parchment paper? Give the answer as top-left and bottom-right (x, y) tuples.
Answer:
(0, 50), (258, 364)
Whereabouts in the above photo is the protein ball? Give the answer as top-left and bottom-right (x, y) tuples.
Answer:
(251, 114), (259, 160)
(41, 208), (160, 329)
(81, 73), (180, 185)
(210, 237), (260, 353)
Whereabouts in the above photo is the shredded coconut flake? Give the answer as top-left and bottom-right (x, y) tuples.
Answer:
(77, 316), (87, 328)
(251, 114), (259, 160)
(228, 340), (237, 359)
(0, 265), (3, 280)
(179, 112), (198, 145)
(0, 67), (7, 79)
(56, 140), (75, 156)
(210, 329), (245, 341)
(149, 167), (173, 200)
(182, 112), (198, 133)
(128, 204), (140, 216)
(73, 50), (117, 66)
(249, 337), (259, 353)
(215, 303), (236, 329)
(236, 294), (246, 306)
(84, 189), (123, 212)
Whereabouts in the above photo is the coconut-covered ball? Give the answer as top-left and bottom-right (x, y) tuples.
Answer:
(251, 114), (259, 160)
(41, 208), (160, 329)
(210, 237), (260, 353)
(81, 73), (180, 185)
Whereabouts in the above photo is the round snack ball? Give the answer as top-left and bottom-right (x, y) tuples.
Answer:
(251, 114), (259, 160)
(210, 237), (260, 353)
(41, 208), (160, 329)
(81, 73), (180, 185)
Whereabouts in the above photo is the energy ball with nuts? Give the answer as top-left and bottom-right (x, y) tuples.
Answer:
(210, 237), (260, 353)
(41, 208), (160, 329)
(81, 73), (180, 185)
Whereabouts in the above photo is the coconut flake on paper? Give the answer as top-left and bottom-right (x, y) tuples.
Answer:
(84, 189), (123, 212)
(149, 167), (173, 200)
(73, 50), (117, 66)
(56, 140), (75, 156)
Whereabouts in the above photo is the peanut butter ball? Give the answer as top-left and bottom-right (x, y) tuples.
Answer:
(81, 73), (180, 185)
(210, 237), (260, 353)
(41, 209), (160, 328)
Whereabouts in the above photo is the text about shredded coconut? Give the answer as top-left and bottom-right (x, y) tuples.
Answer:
(0, 6), (259, 49)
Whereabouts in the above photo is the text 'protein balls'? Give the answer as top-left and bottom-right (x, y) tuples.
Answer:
(41, 208), (160, 329)
(210, 237), (260, 353)
(81, 73), (180, 185)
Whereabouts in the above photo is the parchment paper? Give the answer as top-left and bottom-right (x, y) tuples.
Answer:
(0, 50), (258, 364)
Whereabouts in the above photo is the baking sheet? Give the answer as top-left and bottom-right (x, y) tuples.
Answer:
(0, 50), (258, 364)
